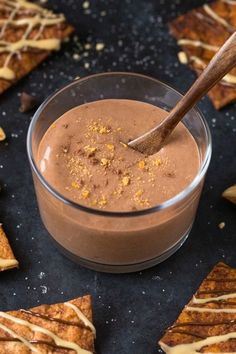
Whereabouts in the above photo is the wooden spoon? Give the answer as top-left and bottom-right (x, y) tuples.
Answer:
(128, 32), (236, 155)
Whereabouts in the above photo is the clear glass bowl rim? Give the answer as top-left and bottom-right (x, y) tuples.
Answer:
(26, 72), (212, 218)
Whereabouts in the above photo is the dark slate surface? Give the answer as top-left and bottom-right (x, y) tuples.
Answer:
(0, 0), (236, 353)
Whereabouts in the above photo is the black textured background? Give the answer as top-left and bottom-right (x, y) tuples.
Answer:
(0, 1), (236, 353)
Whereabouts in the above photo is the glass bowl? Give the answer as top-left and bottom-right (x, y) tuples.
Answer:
(27, 72), (212, 273)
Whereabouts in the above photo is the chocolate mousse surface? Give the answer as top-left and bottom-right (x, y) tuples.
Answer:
(1, 1), (236, 354)
(37, 99), (200, 212)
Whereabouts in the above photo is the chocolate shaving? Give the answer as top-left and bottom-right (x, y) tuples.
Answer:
(90, 157), (99, 165)
(164, 171), (175, 178)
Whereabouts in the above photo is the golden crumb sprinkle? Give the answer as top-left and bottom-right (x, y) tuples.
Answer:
(100, 158), (110, 167)
(84, 145), (97, 153)
(82, 189), (90, 199)
(98, 196), (107, 206)
(152, 158), (162, 166)
(92, 199), (98, 206)
(88, 122), (99, 132)
(134, 189), (149, 206)
(120, 142), (128, 148)
(135, 189), (143, 198)
(138, 160), (146, 169)
(71, 181), (80, 189)
(140, 198), (150, 206)
(0, 127), (6, 141)
(99, 126), (110, 134)
(106, 143), (115, 151)
(122, 176), (130, 186)
(117, 127), (122, 132)
(88, 122), (111, 134)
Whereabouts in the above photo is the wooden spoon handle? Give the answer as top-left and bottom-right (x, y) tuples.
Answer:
(128, 32), (236, 156)
(165, 31), (236, 128)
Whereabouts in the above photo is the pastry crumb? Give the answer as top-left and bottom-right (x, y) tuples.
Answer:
(218, 222), (225, 229)
(96, 42), (105, 51)
(0, 127), (6, 141)
(84, 62), (90, 69)
(82, 1), (90, 9)
(73, 53), (80, 61)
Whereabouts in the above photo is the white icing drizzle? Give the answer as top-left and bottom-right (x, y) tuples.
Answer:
(186, 306), (236, 313)
(0, 66), (13, 79)
(0, 15), (64, 27)
(0, 38), (60, 53)
(160, 288), (236, 353)
(0, 3), (18, 38)
(189, 55), (236, 84)
(203, 4), (235, 31)
(0, 0), (65, 80)
(195, 10), (214, 23)
(4, 0), (47, 12)
(193, 293), (236, 304)
(177, 51), (188, 64)
(189, 55), (209, 68)
(160, 332), (236, 354)
(65, 302), (96, 337)
(178, 39), (219, 52)
(0, 257), (18, 268)
(0, 311), (92, 354)
(0, 322), (41, 353)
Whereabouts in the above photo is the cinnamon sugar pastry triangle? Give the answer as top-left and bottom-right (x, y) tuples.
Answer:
(0, 295), (95, 353)
(0, 224), (18, 271)
(0, 0), (74, 94)
(159, 262), (236, 353)
(170, 0), (236, 109)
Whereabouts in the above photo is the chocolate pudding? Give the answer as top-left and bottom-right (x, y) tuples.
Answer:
(29, 78), (210, 273)
(37, 99), (199, 211)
